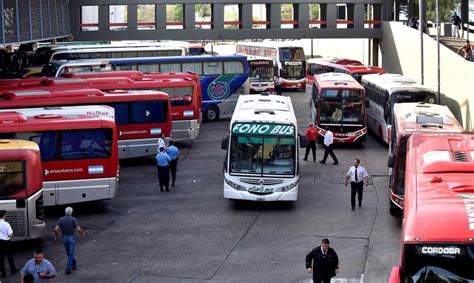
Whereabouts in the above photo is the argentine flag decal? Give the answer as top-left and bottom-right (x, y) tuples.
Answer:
(150, 128), (162, 135)
(88, 165), (104, 174)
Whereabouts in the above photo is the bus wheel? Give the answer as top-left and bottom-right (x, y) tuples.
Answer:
(389, 205), (402, 217)
(206, 105), (219, 122)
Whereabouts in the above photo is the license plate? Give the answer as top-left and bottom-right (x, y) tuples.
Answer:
(248, 187), (273, 193)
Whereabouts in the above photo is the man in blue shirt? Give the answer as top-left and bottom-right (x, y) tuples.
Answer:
(53, 207), (85, 275)
(167, 140), (180, 187)
(156, 147), (171, 192)
(20, 249), (57, 283)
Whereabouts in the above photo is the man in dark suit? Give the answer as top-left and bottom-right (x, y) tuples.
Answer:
(305, 238), (339, 283)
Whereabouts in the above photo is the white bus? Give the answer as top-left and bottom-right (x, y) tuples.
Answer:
(362, 73), (438, 144)
(236, 41), (306, 90)
(246, 56), (275, 94)
(221, 93), (305, 201)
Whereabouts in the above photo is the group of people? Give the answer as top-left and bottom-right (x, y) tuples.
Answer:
(156, 134), (181, 192)
(0, 207), (84, 282)
(304, 123), (338, 165)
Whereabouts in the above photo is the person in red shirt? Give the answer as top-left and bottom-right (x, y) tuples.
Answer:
(304, 122), (319, 162)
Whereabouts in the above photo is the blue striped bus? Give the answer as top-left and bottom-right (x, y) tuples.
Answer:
(41, 55), (250, 121)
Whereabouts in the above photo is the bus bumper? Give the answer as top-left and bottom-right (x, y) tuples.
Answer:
(224, 183), (298, 201)
(171, 119), (200, 141)
(119, 138), (160, 159)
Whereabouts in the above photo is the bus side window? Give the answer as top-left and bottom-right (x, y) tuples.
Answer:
(383, 92), (390, 123)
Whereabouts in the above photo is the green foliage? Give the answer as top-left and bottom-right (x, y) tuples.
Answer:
(196, 4), (211, 19)
(425, 0), (457, 22)
(166, 4), (183, 22)
(137, 4), (155, 22)
(281, 4), (293, 20)
(310, 4), (320, 20)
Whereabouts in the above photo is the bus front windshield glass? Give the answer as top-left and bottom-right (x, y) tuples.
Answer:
(279, 48), (305, 61)
(282, 65), (305, 80)
(230, 136), (295, 176)
(250, 65), (273, 81)
(0, 161), (25, 199)
(319, 89), (364, 124)
(404, 244), (474, 282)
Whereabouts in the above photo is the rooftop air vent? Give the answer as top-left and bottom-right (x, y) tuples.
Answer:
(254, 110), (275, 115)
(453, 152), (469, 162)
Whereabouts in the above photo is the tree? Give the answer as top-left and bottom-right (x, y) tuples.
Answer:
(425, 0), (457, 22)
(166, 4), (183, 22)
(196, 4), (211, 20)
(137, 4), (155, 23)
(281, 4), (293, 21)
(310, 4), (320, 20)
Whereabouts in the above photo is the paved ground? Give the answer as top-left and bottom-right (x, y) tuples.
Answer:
(5, 90), (401, 283)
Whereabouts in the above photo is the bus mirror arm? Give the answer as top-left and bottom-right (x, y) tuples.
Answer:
(388, 154), (394, 168)
(388, 265), (401, 283)
(299, 135), (308, 148)
(221, 136), (229, 150)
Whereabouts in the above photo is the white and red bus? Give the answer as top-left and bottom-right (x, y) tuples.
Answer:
(236, 42), (305, 89)
(310, 73), (367, 143)
(246, 56), (275, 94)
(389, 133), (474, 282)
(0, 140), (47, 240)
(306, 58), (384, 96)
(362, 73), (438, 144)
(387, 102), (463, 215)
(0, 89), (172, 159)
(0, 72), (200, 142)
(0, 112), (119, 206)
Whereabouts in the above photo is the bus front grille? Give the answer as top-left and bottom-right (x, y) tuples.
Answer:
(6, 211), (27, 237)
(239, 178), (283, 185)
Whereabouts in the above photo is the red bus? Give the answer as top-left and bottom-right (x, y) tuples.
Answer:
(310, 73), (367, 143)
(387, 103), (463, 215)
(0, 112), (119, 206)
(0, 72), (201, 142)
(389, 133), (474, 282)
(0, 89), (172, 159)
(306, 57), (384, 96)
(0, 140), (47, 240)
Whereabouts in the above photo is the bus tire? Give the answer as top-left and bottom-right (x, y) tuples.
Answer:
(205, 105), (219, 122)
(389, 204), (402, 217)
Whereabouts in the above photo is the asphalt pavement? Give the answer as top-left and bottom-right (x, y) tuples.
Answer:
(5, 90), (401, 283)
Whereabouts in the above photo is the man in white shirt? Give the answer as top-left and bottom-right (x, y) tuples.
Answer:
(345, 159), (369, 210)
(156, 133), (167, 152)
(0, 210), (17, 277)
(319, 128), (339, 165)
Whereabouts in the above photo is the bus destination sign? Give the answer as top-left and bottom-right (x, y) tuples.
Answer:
(232, 123), (295, 136)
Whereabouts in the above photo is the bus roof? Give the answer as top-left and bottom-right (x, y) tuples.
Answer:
(361, 73), (435, 95)
(314, 73), (365, 90)
(237, 41), (304, 49)
(0, 105), (115, 120)
(0, 139), (39, 151)
(245, 55), (275, 62)
(51, 46), (186, 55)
(308, 57), (384, 75)
(231, 94), (296, 125)
(393, 103), (463, 136)
(404, 133), (474, 242)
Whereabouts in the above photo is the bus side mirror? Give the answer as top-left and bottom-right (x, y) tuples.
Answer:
(299, 135), (308, 148)
(388, 265), (401, 283)
(388, 154), (394, 168)
(221, 136), (229, 150)
(365, 100), (370, 108)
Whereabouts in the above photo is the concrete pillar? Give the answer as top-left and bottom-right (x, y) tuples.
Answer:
(326, 4), (337, 28)
(347, 4), (354, 28)
(372, 38), (379, 66)
(99, 4), (109, 31)
(297, 4), (309, 29)
(320, 4), (327, 29)
(240, 4), (252, 29)
(265, 4), (271, 29)
(270, 3), (281, 29)
(212, 4), (224, 29)
(374, 4), (382, 28)
(128, 4), (137, 31)
(407, 0), (415, 19)
(156, 4), (166, 30)
(354, 4), (364, 28)
(184, 4), (195, 29)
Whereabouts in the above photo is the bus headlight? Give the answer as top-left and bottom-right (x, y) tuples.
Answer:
(278, 181), (298, 192)
(224, 177), (246, 191)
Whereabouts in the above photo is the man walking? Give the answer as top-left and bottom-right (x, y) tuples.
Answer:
(20, 249), (57, 282)
(0, 210), (17, 278)
(274, 74), (283, 96)
(345, 159), (369, 210)
(304, 123), (319, 162)
(305, 238), (339, 283)
(156, 146), (171, 192)
(319, 128), (338, 165)
(451, 12), (461, 38)
(157, 134), (167, 152)
(167, 140), (180, 187)
(54, 207), (85, 275)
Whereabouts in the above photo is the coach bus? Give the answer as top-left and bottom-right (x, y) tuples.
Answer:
(310, 73), (367, 143)
(389, 133), (474, 282)
(246, 56), (275, 94)
(0, 140), (47, 240)
(387, 102), (463, 215)
(236, 42), (305, 90)
(362, 73), (438, 144)
(0, 112), (119, 206)
(22, 46), (188, 78)
(0, 73), (200, 142)
(40, 55), (250, 121)
(0, 89), (172, 159)
(221, 93), (305, 201)
(306, 58), (384, 91)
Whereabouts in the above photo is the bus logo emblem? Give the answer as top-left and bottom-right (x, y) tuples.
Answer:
(259, 179), (265, 185)
(208, 81), (230, 101)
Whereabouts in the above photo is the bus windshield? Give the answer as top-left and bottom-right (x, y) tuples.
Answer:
(250, 65), (273, 81)
(404, 244), (474, 282)
(230, 135), (295, 176)
(319, 90), (364, 124)
(282, 64), (304, 80)
(279, 48), (305, 61)
(0, 161), (25, 198)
